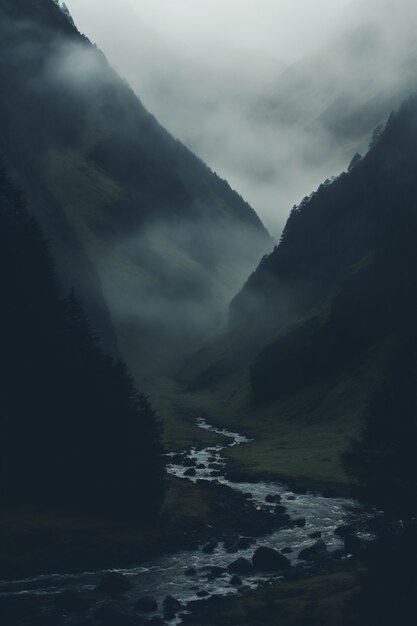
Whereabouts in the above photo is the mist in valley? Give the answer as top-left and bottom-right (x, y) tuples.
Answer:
(66, 0), (417, 235)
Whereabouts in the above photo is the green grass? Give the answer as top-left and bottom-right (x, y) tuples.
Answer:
(174, 336), (396, 489)
(185, 568), (361, 626)
(46, 149), (124, 228)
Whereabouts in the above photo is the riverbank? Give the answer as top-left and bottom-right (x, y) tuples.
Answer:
(0, 475), (281, 581)
(180, 565), (362, 626)
(1, 418), (376, 626)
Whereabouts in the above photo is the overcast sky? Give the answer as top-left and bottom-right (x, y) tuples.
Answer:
(64, 0), (417, 235)
(67, 0), (351, 63)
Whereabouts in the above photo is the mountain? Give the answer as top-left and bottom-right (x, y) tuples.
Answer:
(0, 0), (272, 396)
(251, 0), (417, 230)
(181, 96), (417, 491)
(0, 159), (164, 517)
(75, 0), (417, 234)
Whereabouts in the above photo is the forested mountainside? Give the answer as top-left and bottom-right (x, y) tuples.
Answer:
(0, 160), (164, 518)
(0, 0), (272, 387)
(182, 96), (417, 491)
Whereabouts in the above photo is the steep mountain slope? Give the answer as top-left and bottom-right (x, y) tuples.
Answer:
(73, 0), (417, 234)
(181, 96), (417, 489)
(0, 0), (272, 395)
(0, 159), (164, 518)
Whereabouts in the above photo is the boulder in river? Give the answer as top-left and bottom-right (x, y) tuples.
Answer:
(183, 458), (197, 467)
(97, 573), (132, 594)
(309, 531), (322, 539)
(227, 557), (254, 574)
(202, 541), (217, 554)
(196, 590), (210, 598)
(265, 494), (281, 503)
(94, 601), (137, 625)
(184, 567), (197, 577)
(204, 566), (226, 579)
(134, 596), (158, 612)
(184, 468), (197, 477)
(252, 547), (291, 572)
(298, 540), (329, 561)
(236, 537), (254, 550)
(334, 524), (355, 537)
(290, 517), (306, 528)
(230, 575), (243, 586)
(163, 595), (183, 612)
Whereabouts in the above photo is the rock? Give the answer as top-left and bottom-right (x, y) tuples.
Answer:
(204, 566), (226, 579)
(290, 517), (306, 528)
(252, 547), (291, 572)
(331, 549), (346, 559)
(184, 467), (197, 477)
(97, 573), (132, 594)
(230, 575), (243, 586)
(265, 494), (281, 503)
(298, 540), (329, 561)
(202, 541), (217, 554)
(344, 534), (365, 554)
(184, 567), (197, 577)
(286, 495), (296, 501)
(227, 557), (254, 574)
(196, 464), (206, 469)
(94, 601), (137, 625)
(309, 531), (322, 539)
(334, 524), (355, 537)
(134, 596), (158, 612)
(196, 590), (210, 598)
(274, 504), (287, 515)
(236, 537), (254, 550)
(170, 454), (184, 464)
(55, 589), (91, 613)
(210, 470), (222, 477)
(281, 547), (293, 554)
(183, 458), (197, 467)
(226, 544), (238, 554)
(163, 595), (183, 612)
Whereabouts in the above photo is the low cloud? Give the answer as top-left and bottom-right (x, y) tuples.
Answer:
(66, 0), (417, 236)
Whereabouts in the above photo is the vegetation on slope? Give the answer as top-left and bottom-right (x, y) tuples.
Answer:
(0, 0), (272, 398)
(180, 96), (417, 487)
(0, 160), (164, 519)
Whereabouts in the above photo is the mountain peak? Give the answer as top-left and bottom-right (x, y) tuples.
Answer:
(54, 0), (74, 26)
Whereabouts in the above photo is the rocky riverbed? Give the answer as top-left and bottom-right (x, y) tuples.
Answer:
(0, 419), (376, 626)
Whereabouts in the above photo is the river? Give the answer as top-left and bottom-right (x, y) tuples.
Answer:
(0, 418), (373, 624)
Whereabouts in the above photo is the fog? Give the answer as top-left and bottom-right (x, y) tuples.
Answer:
(1, 3), (274, 379)
(64, 0), (417, 236)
